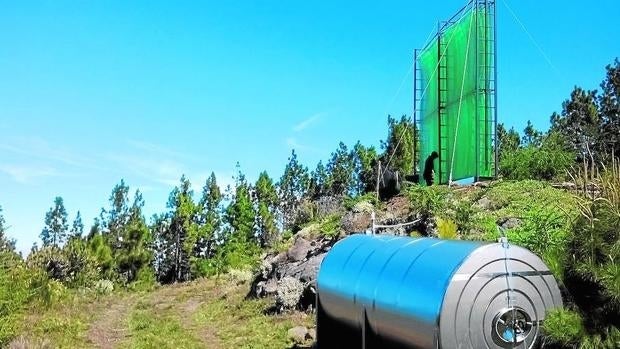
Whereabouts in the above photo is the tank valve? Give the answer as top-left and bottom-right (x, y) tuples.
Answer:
(493, 307), (534, 347)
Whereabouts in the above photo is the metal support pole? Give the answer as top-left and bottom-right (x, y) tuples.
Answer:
(371, 211), (376, 235)
(493, 0), (499, 179)
(474, 0), (480, 182)
(413, 49), (418, 174)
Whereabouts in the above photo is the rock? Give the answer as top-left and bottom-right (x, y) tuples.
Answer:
(276, 277), (305, 311)
(281, 254), (325, 285)
(475, 196), (493, 210)
(341, 211), (371, 234)
(352, 201), (374, 214)
(257, 260), (274, 280)
(552, 182), (577, 190)
(255, 279), (278, 298)
(308, 328), (316, 341)
(384, 196), (412, 221)
(288, 326), (310, 343)
(316, 196), (344, 218)
(297, 223), (321, 240)
(500, 217), (522, 230)
(287, 238), (312, 262)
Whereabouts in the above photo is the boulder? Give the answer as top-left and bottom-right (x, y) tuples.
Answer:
(287, 238), (312, 262)
(475, 196), (493, 210)
(255, 278), (278, 298)
(288, 326), (310, 343)
(352, 201), (374, 214)
(500, 217), (522, 230)
(316, 196), (344, 218)
(308, 328), (317, 341)
(276, 277), (305, 311)
(341, 211), (371, 234)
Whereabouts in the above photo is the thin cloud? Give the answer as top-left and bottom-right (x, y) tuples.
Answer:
(107, 153), (185, 187)
(0, 164), (60, 184)
(126, 139), (198, 161)
(0, 137), (104, 171)
(286, 137), (320, 153)
(293, 112), (325, 132)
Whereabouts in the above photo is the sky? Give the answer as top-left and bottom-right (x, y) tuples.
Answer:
(1, 0), (619, 255)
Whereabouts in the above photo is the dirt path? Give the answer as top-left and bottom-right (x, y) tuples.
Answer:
(86, 296), (136, 349)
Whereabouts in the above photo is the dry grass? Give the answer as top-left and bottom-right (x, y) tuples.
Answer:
(11, 277), (314, 349)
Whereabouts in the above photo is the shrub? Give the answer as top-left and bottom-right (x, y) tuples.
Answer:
(127, 267), (156, 292)
(506, 206), (571, 278)
(343, 193), (380, 211)
(319, 214), (342, 238)
(545, 162), (620, 348)
(499, 146), (574, 181)
(196, 240), (262, 278)
(405, 185), (449, 217)
(63, 238), (100, 288)
(436, 218), (458, 239)
(94, 280), (114, 295)
(26, 247), (70, 282)
(542, 308), (585, 346)
(0, 252), (32, 345)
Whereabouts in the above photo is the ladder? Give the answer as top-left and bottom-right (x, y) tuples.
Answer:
(437, 23), (450, 184)
(476, 0), (497, 179)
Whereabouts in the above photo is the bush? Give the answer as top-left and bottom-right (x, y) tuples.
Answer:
(506, 206), (571, 279)
(63, 238), (100, 288)
(195, 240), (262, 278)
(543, 308), (585, 346)
(26, 247), (70, 282)
(343, 193), (380, 211)
(127, 267), (156, 292)
(405, 185), (449, 217)
(94, 280), (114, 295)
(436, 218), (458, 239)
(545, 163), (620, 348)
(499, 146), (574, 181)
(0, 252), (32, 345)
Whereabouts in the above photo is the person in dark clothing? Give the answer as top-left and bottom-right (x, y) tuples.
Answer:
(423, 151), (439, 186)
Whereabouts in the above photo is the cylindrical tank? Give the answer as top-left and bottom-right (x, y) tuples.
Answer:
(316, 234), (562, 349)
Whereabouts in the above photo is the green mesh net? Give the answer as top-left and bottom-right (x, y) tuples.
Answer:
(417, 6), (494, 184)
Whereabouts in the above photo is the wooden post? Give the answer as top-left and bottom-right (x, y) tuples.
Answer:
(375, 161), (382, 201)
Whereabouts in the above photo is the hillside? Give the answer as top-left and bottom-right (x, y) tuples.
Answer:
(8, 275), (314, 349)
(7, 178), (604, 349)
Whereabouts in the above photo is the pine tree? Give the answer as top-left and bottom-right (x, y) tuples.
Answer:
(497, 123), (521, 160)
(254, 171), (279, 247)
(0, 205), (16, 252)
(550, 87), (601, 161)
(157, 175), (197, 283)
(308, 161), (329, 199)
(226, 168), (256, 244)
(115, 190), (153, 283)
(196, 172), (223, 259)
(70, 211), (84, 239)
(99, 181), (153, 283)
(352, 142), (378, 195)
(599, 59), (620, 158)
(326, 142), (355, 196)
(41, 196), (69, 247)
(381, 115), (415, 175)
(522, 120), (542, 147)
(101, 180), (131, 251)
(278, 150), (309, 230)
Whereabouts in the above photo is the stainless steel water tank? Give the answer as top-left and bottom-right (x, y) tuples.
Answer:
(316, 234), (562, 349)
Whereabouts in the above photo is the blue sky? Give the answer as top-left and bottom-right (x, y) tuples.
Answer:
(1, 0), (619, 255)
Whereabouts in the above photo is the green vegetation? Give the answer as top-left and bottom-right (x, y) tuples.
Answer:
(1, 59), (619, 348)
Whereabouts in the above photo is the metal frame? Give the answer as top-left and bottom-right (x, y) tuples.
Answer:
(413, 0), (498, 182)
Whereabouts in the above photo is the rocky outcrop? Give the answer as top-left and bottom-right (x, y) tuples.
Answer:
(250, 235), (335, 312)
(250, 196), (427, 312)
